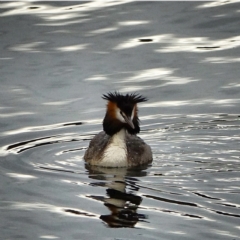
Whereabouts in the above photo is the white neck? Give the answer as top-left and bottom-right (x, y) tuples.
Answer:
(111, 128), (126, 145)
(101, 129), (128, 167)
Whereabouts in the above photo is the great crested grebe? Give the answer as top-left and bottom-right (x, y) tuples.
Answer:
(84, 92), (152, 167)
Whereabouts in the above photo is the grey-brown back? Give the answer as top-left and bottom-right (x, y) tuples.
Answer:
(84, 131), (110, 165)
(125, 133), (152, 167)
(84, 131), (152, 167)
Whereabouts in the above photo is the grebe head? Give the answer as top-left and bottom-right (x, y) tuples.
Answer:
(102, 92), (147, 136)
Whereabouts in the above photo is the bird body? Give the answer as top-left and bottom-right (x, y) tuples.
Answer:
(84, 92), (152, 167)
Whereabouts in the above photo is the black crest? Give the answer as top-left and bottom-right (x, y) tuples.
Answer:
(102, 91), (147, 105)
(102, 92), (147, 136)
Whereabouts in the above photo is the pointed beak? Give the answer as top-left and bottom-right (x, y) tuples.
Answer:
(123, 115), (135, 129)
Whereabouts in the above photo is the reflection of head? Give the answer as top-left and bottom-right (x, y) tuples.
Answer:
(101, 188), (143, 228)
(85, 164), (148, 228)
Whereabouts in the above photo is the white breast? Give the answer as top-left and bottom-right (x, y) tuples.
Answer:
(100, 129), (128, 167)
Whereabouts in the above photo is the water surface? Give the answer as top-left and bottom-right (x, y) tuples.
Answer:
(0, 1), (240, 240)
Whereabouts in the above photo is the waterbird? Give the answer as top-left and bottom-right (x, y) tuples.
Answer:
(84, 92), (152, 167)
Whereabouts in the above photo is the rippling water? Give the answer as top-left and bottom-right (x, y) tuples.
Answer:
(1, 1), (240, 240)
(1, 114), (240, 239)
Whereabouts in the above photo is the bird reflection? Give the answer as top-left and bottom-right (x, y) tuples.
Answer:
(85, 164), (148, 228)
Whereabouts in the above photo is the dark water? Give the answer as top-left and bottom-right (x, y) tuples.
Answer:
(1, 2), (240, 240)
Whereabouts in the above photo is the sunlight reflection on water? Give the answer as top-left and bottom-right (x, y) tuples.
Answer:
(1, 115), (240, 239)
(1, 1), (240, 239)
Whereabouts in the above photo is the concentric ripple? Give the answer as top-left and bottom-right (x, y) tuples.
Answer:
(0, 114), (240, 239)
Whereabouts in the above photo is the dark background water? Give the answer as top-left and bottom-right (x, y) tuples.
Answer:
(0, 1), (240, 239)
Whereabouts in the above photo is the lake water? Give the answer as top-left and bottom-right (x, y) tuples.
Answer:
(0, 1), (240, 240)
